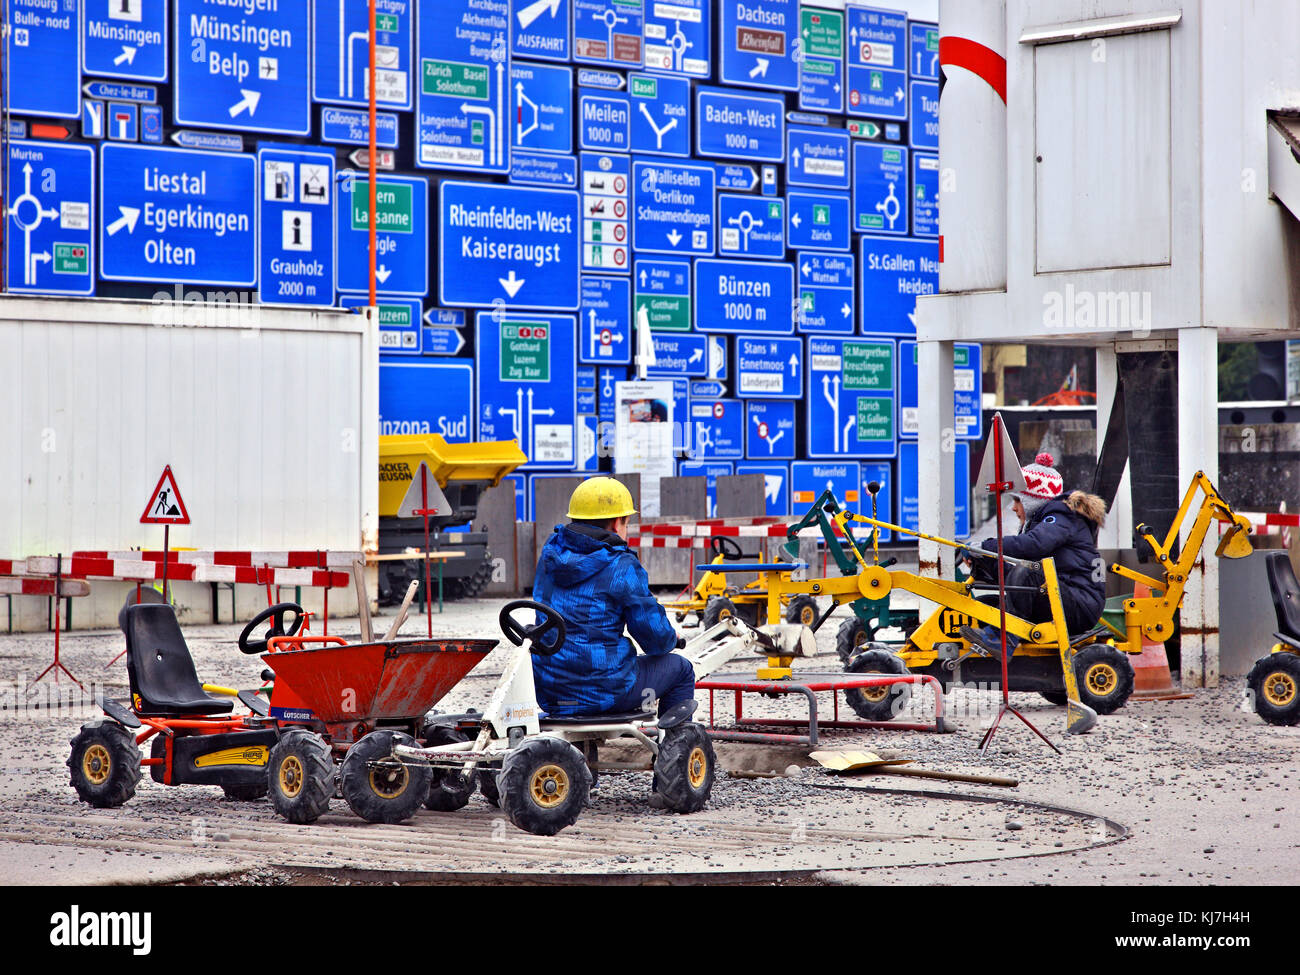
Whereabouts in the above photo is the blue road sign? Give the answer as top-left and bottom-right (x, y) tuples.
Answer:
(576, 414), (601, 471)
(853, 142), (908, 235)
(577, 366), (597, 390)
(690, 398), (744, 460)
(6, 141), (94, 296)
(696, 88), (785, 162)
(174, 0), (310, 135)
(342, 296), (423, 355)
(573, 0), (643, 68)
(720, 0), (799, 91)
(647, 332), (708, 377)
(787, 125), (851, 190)
(798, 252), (855, 334)
(580, 275), (632, 364)
(416, 0), (509, 174)
(579, 90), (630, 152)
(597, 365), (624, 422)
(788, 190), (850, 251)
(170, 130), (243, 152)
(513, 0), (570, 61)
(477, 313), (578, 469)
(632, 159), (714, 256)
(691, 380), (726, 398)
(513, 63), (573, 154)
(737, 462), (790, 516)
(714, 163), (759, 191)
(846, 5), (907, 121)
(426, 308), (467, 327)
(706, 335), (729, 380)
(107, 102), (139, 141)
(694, 259), (796, 336)
(718, 195), (784, 260)
(859, 462), (893, 542)
(628, 73), (690, 157)
(667, 376), (690, 455)
(859, 235), (937, 335)
(83, 80), (156, 103)
(909, 20), (940, 81)
(336, 171), (428, 296)
(909, 82), (939, 151)
(737, 336), (802, 399)
(578, 387), (597, 412)
(912, 152), (939, 237)
(634, 258), (690, 331)
(577, 68), (624, 89)
(806, 336), (897, 459)
(512, 150), (578, 187)
(320, 108), (400, 147)
(84, 0), (167, 82)
(141, 105), (163, 143)
(381, 359), (474, 440)
(678, 461), (732, 517)
(900, 441), (970, 539)
(258, 145), (334, 306)
(422, 326), (469, 357)
(100, 143), (254, 285)
(643, 0), (708, 75)
(441, 181), (580, 309)
(580, 152), (630, 273)
(312, 0), (414, 110)
(6, 0), (80, 118)
(792, 461), (861, 513)
(745, 401), (795, 460)
(898, 341), (983, 441)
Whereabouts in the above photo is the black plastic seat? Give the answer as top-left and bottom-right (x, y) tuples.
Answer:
(542, 710), (656, 725)
(123, 604), (233, 717)
(1266, 551), (1300, 643)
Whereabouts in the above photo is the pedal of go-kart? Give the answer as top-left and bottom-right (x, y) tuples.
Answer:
(100, 696), (141, 729)
(238, 689), (270, 716)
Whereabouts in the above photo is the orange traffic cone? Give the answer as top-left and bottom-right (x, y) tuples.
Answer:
(1128, 583), (1194, 701)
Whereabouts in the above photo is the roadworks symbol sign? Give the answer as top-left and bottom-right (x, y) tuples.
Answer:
(140, 465), (191, 525)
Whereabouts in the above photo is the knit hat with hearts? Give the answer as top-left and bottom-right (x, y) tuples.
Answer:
(1017, 453), (1064, 502)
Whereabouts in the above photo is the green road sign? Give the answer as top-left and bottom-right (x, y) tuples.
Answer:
(350, 180), (414, 233)
(844, 341), (894, 390)
(857, 396), (894, 440)
(501, 322), (551, 381)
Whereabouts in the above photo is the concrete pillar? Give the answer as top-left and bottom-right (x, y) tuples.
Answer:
(1178, 327), (1220, 687)
(361, 306), (381, 604)
(918, 341), (956, 604)
(1094, 345), (1133, 550)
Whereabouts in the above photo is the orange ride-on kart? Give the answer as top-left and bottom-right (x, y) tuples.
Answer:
(67, 601), (493, 824)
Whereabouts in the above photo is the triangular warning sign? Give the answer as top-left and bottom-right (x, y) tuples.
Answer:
(974, 412), (1028, 496)
(140, 465), (191, 525)
(396, 462), (451, 519)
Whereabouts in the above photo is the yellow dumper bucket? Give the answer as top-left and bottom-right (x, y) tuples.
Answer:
(378, 435), (526, 518)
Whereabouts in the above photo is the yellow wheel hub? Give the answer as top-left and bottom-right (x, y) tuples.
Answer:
(860, 677), (889, 703)
(687, 747), (708, 789)
(82, 744), (111, 786)
(278, 755), (304, 799)
(529, 764), (569, 808)
(1263, 671), (1297, 708)
(369, 761), (409, 800)
(1085, 662), (1118, 697)
(799, 605), (816, 625)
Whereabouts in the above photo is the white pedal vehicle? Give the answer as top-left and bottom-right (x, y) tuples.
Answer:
(391, 599), (813, 835)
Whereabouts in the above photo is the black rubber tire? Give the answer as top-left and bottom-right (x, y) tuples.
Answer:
(1247, 651), (1300, 726)
(786, 595), (819, 626)
(835, 617), (871, 664)
(498, 737), (591, 836)
(653, 723), (715, 813)
(222, 781), (268, 801)
(1039, 690), (1070, 706)
(267, 729), (335, 824)
(479, 769), (501, 807)
(422, 724), (477, 811)
(1072, 644), (1136, 715)
(844, 646), (912, 721)
(446, 551), (494, 600)
(68, 720), (141, 808)
(340, 730), (432, 824)
(702, 595), (739, 629)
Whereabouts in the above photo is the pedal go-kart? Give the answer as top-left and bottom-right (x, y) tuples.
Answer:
(662, 536), (810, 628)
(392, 600), (801, 836)
(1247, 551), (1300, 726)
(67, 600), (494, 825)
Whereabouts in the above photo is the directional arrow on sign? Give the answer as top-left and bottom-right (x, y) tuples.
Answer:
(750, 58), (770, 79)
(517, 0), (562, 30)
(789, 354), (798, 376)
(667, 229), (682, 246)
(114, 45), (139, 66)
(229, 89), (262, 118)
(842, 302), (853, 318)
(106, 206), (141, 236)
(376, 265), (393, 284)
(791, 213), (802, 228)
(499, 270), (526, 297)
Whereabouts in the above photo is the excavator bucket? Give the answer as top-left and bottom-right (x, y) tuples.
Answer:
(1215, 516), (1254, 559)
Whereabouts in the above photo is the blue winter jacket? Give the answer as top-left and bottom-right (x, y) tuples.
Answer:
(531, 523), (678, 716)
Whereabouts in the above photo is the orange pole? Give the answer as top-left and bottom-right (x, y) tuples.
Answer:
(367, 0), (378, 306)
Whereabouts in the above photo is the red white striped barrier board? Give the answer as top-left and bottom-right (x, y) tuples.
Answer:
(71, 550), (363, 569)
(1238, 513), (1300, 528)
(0, 577), (90, 597)
(0, 559), (27, 575)
(25, 556), (347, 588)
(631, 523), (793, 539)
(627, 536), (700, 548)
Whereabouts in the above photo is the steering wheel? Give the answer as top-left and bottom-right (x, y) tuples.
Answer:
(239, 602), (306, 655)
(709, 536), (744, 562)
(499, 600), (567, 657)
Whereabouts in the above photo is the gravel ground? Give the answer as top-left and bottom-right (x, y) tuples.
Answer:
(0, 594), (1296, 885)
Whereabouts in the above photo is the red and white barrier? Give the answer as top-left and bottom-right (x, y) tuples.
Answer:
(0, 577), (89, 597)
(1231, 513), (1300, 535)
(71, 549), (362, 569)
(24, 555), (349, 588)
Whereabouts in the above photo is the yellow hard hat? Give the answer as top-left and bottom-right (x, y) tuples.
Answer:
(567, 477), (636, 520)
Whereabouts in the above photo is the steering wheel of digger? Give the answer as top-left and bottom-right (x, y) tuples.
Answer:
(709, 535), (745, 562)
(239, 602), (306, 655)
(499, 600), (566, 657)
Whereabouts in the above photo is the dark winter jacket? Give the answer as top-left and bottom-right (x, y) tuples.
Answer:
(981, 491), (1108, 629)
(531, 523), (678, 716)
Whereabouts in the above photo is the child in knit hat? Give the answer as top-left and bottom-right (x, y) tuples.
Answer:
(960, 453), (1108, 659)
